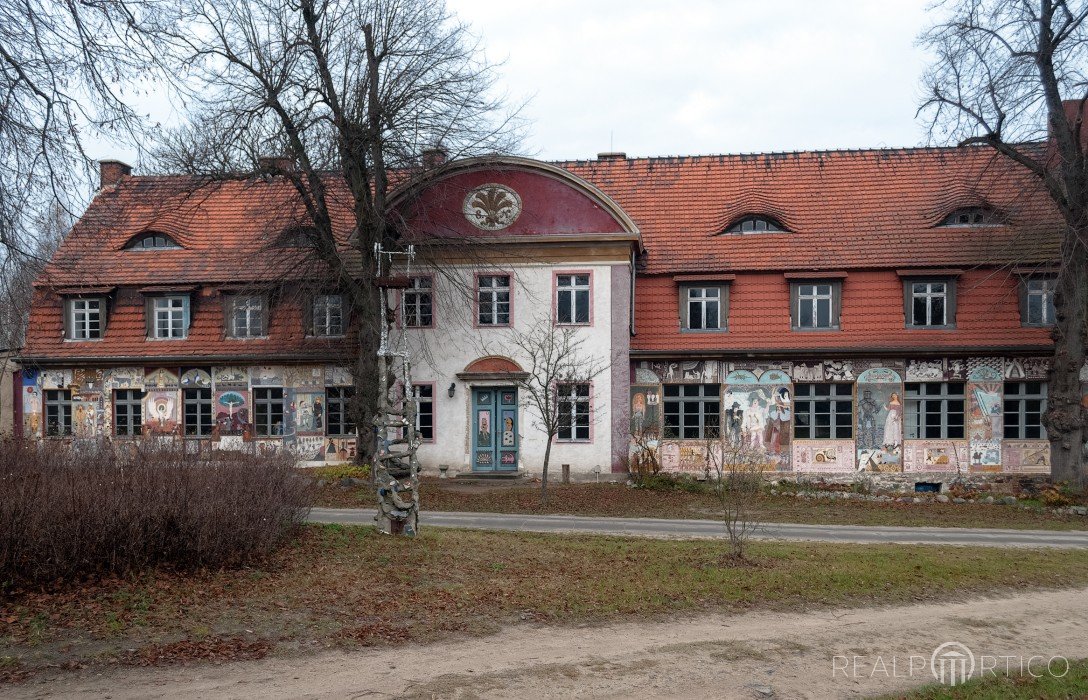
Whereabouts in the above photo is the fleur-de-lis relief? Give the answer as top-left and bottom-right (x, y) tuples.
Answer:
(463, 184), (521, 230)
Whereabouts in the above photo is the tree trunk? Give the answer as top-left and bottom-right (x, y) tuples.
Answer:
(1046, 229), (1088, 489)
(352, 255), (383, 468)
(541, 437), (553, 505)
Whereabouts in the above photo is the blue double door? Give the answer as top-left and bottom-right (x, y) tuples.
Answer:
(472, 387), (518, 471)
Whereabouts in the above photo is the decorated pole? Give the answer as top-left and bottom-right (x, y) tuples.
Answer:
(372, 244), (421, 536)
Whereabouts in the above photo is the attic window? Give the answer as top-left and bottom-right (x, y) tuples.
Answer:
(126, 232), (180, 250)
(278, 226), (318, 247)
(724, 216), (787, 234)
(938, 207), (1002, 227)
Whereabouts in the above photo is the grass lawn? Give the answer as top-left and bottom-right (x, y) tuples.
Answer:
(4, 525), (1088, 682)
(883, 658), (1088, 699)
(314, 479), (1088, 531)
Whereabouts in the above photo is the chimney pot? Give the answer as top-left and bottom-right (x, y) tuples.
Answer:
(258, 155), (296, 173)
(421, 146), (448, 169)
(99, 159), (132, 189)
(597, 151), (626, 161)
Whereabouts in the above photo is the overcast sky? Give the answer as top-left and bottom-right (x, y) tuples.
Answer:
(92, 1), (945, 165)
(446, 0), (941, 160)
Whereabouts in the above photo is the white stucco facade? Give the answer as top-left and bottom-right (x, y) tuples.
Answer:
(394, 258), (629, 477)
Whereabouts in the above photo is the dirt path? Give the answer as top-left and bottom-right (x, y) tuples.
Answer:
(12, 587), (1088, 699)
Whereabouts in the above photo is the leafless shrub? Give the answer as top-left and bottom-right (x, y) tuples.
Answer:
(704, 438), (764, 563)
(0, 440), (312, 585)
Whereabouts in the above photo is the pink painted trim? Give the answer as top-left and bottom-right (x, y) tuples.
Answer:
(413, 381), (437, 443)
(400, 274), (436, 330)
(552, 269), (594, 327)
(554, 380), (594, 444)
(472, 270), (514, 328)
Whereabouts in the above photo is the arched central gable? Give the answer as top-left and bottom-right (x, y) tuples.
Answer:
(389, 156), (639, 240)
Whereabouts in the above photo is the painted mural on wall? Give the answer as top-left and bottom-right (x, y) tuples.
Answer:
(903, 442), (970, 472)
(145, 391), (180, 435)
(968, 381), (1002, 470)
(215, 390), (249, 436)
(793, 440), (856, 472)
(629, 384), (660, 472)
(855, 368), (903, 472)
(180, 368), (212, 389)
(145, 367), (179, 390)
(1003, 440), (1051, 473)
(721, 368), (793, 471)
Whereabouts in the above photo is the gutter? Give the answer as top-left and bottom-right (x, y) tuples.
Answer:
(629, 345), (1054, 360)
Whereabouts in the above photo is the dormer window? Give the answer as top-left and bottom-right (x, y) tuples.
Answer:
(724, 216), (787, 234)
(126, 232), (181, 250)
(937, 207), (1002, 227)
(277, 226), (318, 247)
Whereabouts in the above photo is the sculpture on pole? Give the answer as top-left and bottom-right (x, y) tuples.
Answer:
(373, 244), (421, 536)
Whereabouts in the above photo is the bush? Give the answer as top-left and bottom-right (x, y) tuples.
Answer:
(308, 463), (371, 481)
(0, 440), (313, 586)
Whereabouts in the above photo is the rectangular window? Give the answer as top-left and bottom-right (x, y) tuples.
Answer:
(556, 273), (591, 324)
(477, 274), (511, 326)
(44, 389), (72, 436)
(326, 387), (355, 436)
(66, 298), (103, 340)
(403, 277), (433, 328)
(1023, 278), (1056, 326)
(311, 294), (344, 337)
(792, 282), (839, 330)
(682, 286), (724, 331)
(663, 384), (721, 439)
(908, 281), (952, 327)
(228, 295), (266, 338)
(151, 296), (189, 339)
(413, 384), (434, 441)
(113, 389), (144, 436)
(183, 388), (213, 437)
(1004, 381), (1048, 439)
(557, 383), (591, 441)
(905, 382), (965, 439)
(794, 383), (853, 439)
(253, 387), (284, 436)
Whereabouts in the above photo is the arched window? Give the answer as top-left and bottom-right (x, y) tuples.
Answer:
(938, 207), (1002, 227)
(277, 226), (318, 247)
(724, 216), (787, 234)
(124, 232), (181, 250)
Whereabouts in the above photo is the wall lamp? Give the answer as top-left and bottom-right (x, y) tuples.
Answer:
(447, 382), (456, 398)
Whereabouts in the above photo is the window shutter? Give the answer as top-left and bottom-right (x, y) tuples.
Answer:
(182, 295), (191, 334)
(902, 281), (912, 326)
(832, 281), (842, 329)
(947, 279), (957, 327)
(145, 296), (154, 338)
(721, 285), (729, 330)
(302, 295), (314, 336)
(62, 299), (71, 340)
(789, 282), (799, 328)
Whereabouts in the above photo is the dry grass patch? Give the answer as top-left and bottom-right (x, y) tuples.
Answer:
(4, 525), (1088, 682)
(315, 479), (1088, 531)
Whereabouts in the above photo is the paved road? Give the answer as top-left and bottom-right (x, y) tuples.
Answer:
(307, 508), (1088, 548)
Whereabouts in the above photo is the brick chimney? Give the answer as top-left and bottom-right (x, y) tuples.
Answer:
(258, 155), (296, 173)
(421, 146), (448, 169)
(597, 151), (626, 161)
(99, 159), (131, 189)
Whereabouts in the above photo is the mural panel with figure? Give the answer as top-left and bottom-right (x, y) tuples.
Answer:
(855, 368), (903, 472)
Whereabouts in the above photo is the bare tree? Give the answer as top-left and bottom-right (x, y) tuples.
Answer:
(160, 0), (522, 470)
(507, 318), (609, 504)
(0, 1), (167, 262)
(920, 0), (1088, 486)
(704, 436), (763, 563)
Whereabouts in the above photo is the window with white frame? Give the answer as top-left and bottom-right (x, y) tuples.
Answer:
(228, 295), (266, 338)
(905, 382), (965, 439)
(311, 294), (344, 336)
(413, 384), (434, 440)
(792, 282), (840, 330)
(477, 274), (511, 325)
(326, 387), (355, 436)
(1004, 381), (1047, 439)
(1022, 278), (1056, 326)
(113, 389), (144, 436)
(556, 274), (590, 324)
(403, 277), (433, 328)
(681, 286), (723, 331)
(663, 384), (721, 439)
(907, 280), (953, 327)
(44, 389), (72, 436)
(253, 387), (284, 436)
(557, 383), (590, 441)
(66, 298), (104, 340)
(151, 296), (189, 339)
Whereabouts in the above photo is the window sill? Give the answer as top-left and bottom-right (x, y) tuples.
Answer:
(63, 338), (104, 343)
(146, 336), (189, 341)
(225, 336), (270, 341)
(790, 327), (841, 332)
(556, 439), (593, 444)
(904, 325), (957, 331)
(1021, 323), (1055, 328)
(680, 328), (727, 334)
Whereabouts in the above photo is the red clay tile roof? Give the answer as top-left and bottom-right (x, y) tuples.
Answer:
(560, 145), (1062, 274)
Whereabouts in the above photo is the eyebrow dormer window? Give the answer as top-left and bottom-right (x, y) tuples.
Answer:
(126, 232), (180, 250)
(724, 216), (786, 234)
(937, 207), (1002, 227)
